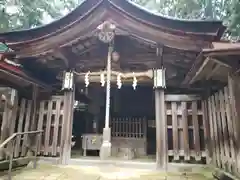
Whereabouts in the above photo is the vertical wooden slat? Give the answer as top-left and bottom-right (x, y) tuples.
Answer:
(219, 90), (230, 170)
(172, 102), (179, 160)
(21, 100), (32, 156)
(224, 86), (236, 172)
(192, 101), (201, 160)
(44, 100), (53, 156)
(112, 117), (115, 137)
(8, 91), (18, 136)
(14, 99), (26, 157)
(1, 99), (9, 138)
(144, 117), (147, 139)
(119, 118), (121, 137)
(126, 118), (129, 137)
(0, 96), (10, 159)
(228, 74), (240, 173)
(182, 102), (189, 160)
(138, 118), (141, 138)
(202, 100), (211, 164)
(30, 85), (38, 131)
(37, 102), (45, 155)
(52, 99), (61, 156)
(211, 95), (221, 168)
(68, 88), (75, 153)
(6, 90), (18, 152)
(214, 93), (225, 168)
(208, 96), (216, 165)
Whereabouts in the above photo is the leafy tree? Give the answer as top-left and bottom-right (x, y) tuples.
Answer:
(228, 0), (240, 39)
(132, 0), (240, 40)
(0, 0), (80, 33)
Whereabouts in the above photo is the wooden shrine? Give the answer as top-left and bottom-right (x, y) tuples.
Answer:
(1, 0), (240, 178)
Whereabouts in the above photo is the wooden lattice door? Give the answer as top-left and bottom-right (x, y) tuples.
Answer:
(37, 96), (64, 157)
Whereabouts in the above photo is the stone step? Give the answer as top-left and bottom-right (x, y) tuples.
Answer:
(0, 157), (30, 171)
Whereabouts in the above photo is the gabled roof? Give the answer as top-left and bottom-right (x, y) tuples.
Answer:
(182, 42), (240, 86)
(0, 0), (225, 52)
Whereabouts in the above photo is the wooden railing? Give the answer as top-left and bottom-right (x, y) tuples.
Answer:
(0, 130), (43, 180)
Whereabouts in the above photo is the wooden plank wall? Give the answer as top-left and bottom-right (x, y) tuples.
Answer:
(207, 86), (238, 176)
(0, 90), (35, 159)
(37, 96), (64, 157)
(149, 100), (207, 163)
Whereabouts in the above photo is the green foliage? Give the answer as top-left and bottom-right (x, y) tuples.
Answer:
(0, 0), (81, 33)
(228, 0), (240, 38)
(132, 0), (240, 40)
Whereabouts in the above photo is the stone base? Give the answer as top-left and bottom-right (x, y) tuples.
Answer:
(100, 128), (111, 159)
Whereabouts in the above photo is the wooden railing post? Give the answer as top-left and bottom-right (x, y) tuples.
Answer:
(8, 138), (15, 180)
(0, 130), (43, 180)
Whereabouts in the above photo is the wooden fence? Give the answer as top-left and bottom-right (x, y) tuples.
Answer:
(111, 117), (147, 138)
(207, 85), (237, 175)
(0, 90), (36, 159)
(149, 100), (208, 162)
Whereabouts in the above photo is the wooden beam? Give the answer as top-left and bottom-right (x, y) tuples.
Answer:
(210, 58), (232, 68)
(165, 94), (201, 101)
(182, 52), (203, 85)
(189, 57), (210, 84)
(204, 49), (240, 56)
(53, 50), (69, 68)
(206, 64), (220, 80)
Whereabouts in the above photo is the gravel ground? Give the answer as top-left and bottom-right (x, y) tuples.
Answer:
(0, 163), (215, 180)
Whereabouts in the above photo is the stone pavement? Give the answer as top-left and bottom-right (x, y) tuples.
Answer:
(0, 163), (215, 180)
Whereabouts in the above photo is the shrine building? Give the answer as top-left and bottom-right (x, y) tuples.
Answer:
(0, 0), (240, 179)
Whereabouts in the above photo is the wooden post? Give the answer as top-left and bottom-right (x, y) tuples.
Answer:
(155, 45), (167, 169)
(60, 88), (75, 164)
(228, 73), (240, 173)
(155, 89), (167, 169)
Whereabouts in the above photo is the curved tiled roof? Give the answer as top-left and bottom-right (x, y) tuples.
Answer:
(0, 0), (225, 43)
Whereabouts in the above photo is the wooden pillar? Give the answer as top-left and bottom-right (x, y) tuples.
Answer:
(155, 88), (167, 169)
(60, 88), (75, 164)
(228, 74), (240, 172)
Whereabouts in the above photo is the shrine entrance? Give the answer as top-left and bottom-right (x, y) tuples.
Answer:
(70, 85), (154, 160)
